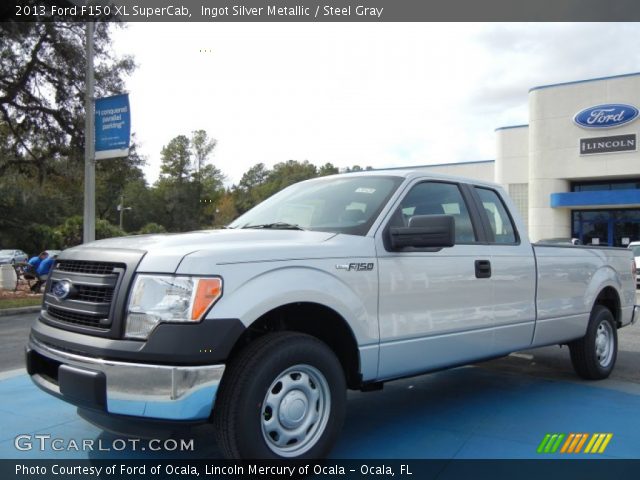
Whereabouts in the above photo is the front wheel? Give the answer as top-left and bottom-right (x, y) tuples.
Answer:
(213, 332), (346, 459)
(569, 305), (618, 380)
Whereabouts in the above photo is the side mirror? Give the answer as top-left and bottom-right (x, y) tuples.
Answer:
(389, 214), (455, 249)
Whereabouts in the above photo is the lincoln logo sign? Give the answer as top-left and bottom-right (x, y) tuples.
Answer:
(574, 104), (639, 129)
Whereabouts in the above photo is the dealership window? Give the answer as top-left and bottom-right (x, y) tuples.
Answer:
(572, 179), (640, 192)
(572, 209), (640, 247)
(508, 183), (528, 228)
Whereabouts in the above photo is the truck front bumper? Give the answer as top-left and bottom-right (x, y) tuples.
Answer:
(26, 336), (225, 421)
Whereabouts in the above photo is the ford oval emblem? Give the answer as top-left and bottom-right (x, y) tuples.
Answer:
(574, 104), (639, 129)
(52, 280), (72, 300)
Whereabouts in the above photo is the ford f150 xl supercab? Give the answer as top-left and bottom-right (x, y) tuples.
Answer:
(26, 170), (638, 459)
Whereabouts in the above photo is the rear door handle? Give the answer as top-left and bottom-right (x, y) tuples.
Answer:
(475, 259), (491, 279)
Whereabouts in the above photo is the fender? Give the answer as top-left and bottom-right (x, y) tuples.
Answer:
(585, 265), (622, 315)
(207, 265), (378, 347)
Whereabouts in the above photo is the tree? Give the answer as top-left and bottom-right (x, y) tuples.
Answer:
(0, 21), (135, 251)
(191, 129), (217, 179)
(318, 162), (339, 176)
(263, 160), (318, 198)
(138, 222), (167, 234)
(155, 130), (224, 232)
(0, 22), (134, 181)
(214, 192), (239, 227)
(159, 135), (191, 182)
(233, 163), (270, 214)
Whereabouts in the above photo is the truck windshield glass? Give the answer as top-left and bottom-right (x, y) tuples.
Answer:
(229, 175), (403, 235)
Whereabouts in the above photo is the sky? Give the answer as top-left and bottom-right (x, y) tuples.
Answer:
(110, 23), (640, 186)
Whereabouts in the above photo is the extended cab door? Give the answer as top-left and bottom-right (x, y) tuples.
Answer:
(374, 179), (535, 380)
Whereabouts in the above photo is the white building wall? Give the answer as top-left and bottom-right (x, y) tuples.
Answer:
(528, 74), (640, 242)
(496, 126), (529, 229)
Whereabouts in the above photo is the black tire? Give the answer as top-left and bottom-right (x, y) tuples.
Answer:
(569, 305), (618, 380)
(213, 332), (347, 459)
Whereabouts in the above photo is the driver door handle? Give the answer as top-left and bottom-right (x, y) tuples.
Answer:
(475, 259), (491, 279)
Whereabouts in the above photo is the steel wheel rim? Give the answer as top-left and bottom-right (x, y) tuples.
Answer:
(261, 364), (330, 457)
(595, 320), (614, 368)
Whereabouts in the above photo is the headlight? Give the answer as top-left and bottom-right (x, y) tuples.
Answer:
(125, 275), (222, 340)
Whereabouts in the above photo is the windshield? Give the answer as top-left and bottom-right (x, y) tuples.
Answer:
(630, 245), (640, 256)
(229, 175), (404, 235)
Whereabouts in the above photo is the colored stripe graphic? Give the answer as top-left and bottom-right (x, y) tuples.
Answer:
(560, 433), (575, 453)
(537, 434), (551, 453)
(575, 434), (588, 453)
(550, 434), (565, 453)
(539, 433), (613, 454)
(598, 433), (613, 453)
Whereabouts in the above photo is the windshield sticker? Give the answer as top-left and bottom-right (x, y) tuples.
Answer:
(355, 188), (376, 194)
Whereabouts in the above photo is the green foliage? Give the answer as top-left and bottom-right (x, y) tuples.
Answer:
(154, 131), (226, 231)
(56, 216), (124, 248)
(137, 222), (167, 234)
(23, 224), (63, 255)
(0, 21), (136, 251)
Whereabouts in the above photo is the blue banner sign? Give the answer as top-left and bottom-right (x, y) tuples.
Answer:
(94, 94), (130, 160)
(573, 104), (639, 129)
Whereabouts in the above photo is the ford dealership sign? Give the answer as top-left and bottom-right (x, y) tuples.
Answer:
(574, 104), (639, 129)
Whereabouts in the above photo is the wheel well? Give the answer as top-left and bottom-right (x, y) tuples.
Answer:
(228, 302), (362, 389)
(594, 287), (621, 327)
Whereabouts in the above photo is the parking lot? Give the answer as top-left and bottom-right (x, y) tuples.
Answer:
(1, 308), (639, 460)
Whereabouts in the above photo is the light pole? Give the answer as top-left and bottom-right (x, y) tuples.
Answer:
(83, 20), (95, 243)
(117, 194), (132, 231)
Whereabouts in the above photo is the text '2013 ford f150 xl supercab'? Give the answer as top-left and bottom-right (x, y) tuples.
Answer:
(26, 170), (638, 459)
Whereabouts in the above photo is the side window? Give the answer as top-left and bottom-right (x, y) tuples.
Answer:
(390, 182), (477, 243)
(475, 187), (517, 244)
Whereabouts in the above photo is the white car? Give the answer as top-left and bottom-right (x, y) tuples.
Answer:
(628, 241), (640, 287)
(0, 249), (28, 265)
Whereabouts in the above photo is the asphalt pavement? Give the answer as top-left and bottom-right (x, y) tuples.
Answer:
(0, 311), (37, 374)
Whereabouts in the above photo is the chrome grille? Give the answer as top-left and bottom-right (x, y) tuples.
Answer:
(43, 260), (125, 334)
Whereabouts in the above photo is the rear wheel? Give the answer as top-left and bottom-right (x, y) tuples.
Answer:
(569, 305), (617, 380)
(213, 332), (346, 459)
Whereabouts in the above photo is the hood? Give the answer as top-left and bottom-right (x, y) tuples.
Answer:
(64, 229), (340, 273)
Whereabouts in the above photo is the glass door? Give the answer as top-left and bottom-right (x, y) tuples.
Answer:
(613, 210), (640, 247)
(572, 210), (611, 246)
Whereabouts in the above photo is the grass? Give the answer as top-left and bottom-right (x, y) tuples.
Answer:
(0, 297), (43, 309)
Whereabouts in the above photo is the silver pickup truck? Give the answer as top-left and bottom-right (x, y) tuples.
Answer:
(26, 170), (638, 459)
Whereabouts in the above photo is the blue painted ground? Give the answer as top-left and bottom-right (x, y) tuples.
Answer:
(1, 366), (638, 459)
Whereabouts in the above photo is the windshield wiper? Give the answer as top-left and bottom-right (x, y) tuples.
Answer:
(242, 222), (306, 231)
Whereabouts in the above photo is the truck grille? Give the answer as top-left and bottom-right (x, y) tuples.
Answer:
(47, 306), (110, 329)
(75, 285), (114, 303)
(42, 260), (126, 335)
(55, 260), (119, 275)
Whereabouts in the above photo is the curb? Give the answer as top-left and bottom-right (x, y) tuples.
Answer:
(0, 306), (41, 317)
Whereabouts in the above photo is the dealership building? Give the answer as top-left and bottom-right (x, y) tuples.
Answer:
(420, 72), (640, 247)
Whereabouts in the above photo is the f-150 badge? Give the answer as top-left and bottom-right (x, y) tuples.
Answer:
(335, 263), (374, 271)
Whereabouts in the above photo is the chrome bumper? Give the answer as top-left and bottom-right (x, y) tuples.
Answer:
(27, 337), (225, 421)
(632, 305), (640, 325)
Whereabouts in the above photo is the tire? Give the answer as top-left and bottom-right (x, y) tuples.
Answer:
(213, 332), (347, 459)
(569, 305), (618, 380)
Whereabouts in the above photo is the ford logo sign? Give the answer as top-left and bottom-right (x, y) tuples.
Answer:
(574, 104), (639, 129)
(51, 280), (72, 300)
